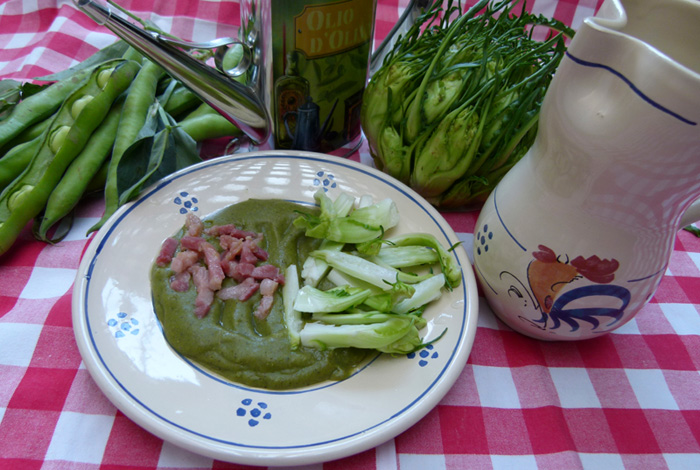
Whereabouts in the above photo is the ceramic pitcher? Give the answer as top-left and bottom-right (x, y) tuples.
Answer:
(472, 0), (700, 341)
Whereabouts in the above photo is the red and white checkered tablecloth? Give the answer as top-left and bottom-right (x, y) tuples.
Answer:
(2, 0), (700, 469)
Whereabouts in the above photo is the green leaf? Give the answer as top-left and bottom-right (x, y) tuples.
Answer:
(0, 80), (21, 120)
(0, 81), (49, 121)
(116, 104), (202, 205)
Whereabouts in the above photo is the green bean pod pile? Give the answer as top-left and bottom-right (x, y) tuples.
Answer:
(0, 59), (139, 255)
(0, 47), (243, 257)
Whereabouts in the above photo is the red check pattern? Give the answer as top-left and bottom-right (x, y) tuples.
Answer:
(2, 0), (700, 469)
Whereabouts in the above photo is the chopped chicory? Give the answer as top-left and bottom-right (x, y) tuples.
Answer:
(284, 191), (462, 355)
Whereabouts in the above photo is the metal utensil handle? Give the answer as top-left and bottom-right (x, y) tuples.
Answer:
(73, 0), (270, 144)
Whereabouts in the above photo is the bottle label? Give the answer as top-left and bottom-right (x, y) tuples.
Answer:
(270, 0), (376, 153)
(294, 0), (375, 59)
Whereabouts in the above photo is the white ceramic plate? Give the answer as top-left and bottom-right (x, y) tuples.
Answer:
(73, 150), (478, 466)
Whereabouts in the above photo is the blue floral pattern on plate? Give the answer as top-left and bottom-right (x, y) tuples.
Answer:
(107, 312), (140, 338)
(313, 171), (337, 192)
(408, 344), (439, 367)
(173, 191), (199, 214)
(236, 398), (272, 427)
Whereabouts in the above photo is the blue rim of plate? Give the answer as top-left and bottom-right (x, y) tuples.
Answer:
(77, 152), (474, 457)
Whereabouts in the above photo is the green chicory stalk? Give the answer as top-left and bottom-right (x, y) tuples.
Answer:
(293, 285), (373, 313)
(361, 0), (574, 208)
(298, 317), (416, 352)
(283, 264), (304, 349)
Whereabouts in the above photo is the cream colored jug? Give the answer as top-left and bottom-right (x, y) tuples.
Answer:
(473, 0), (700, 340)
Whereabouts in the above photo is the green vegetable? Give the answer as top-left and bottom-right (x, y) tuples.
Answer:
(0, 17), (251, 254)
(179, 101), (217, 121)
(0, 66), (95, 149)
(84, 157), (110, 194)
(0, 114), (52, 155)
(385, 232), (463, 289)
(113, 102), (202, 207)
(294, 189), (399, 244)
(299, 190), (355, 287)
(311, 311), (397, 325)
(293, 285), (372, 313)
(324, 267), (416, 312)
(159, 80), (201, 117)
(282, 264), (303, 349)
(283, 190), (460, 355)
(392, 273), (446, 314)
(372, 245), (439, 268)
(302, 310), (432, 354)
(0, 59), (139, 256)
(361, 0), (573, 208)
(380, 323), (431, 355)
(309, 249), (433, 290)
(89, 59), (163, 234)
(35, 97), (125, 242)
(299, 316), (416, 351)
(0, 135), (43, 192)
(177, 105), (242, 142)
(684, 225), (700, 237)
(300, 238), (344, 287)
(0, 79), (24, 120)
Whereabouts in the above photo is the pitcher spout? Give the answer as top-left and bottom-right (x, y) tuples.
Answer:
(72, 0), (271, 144)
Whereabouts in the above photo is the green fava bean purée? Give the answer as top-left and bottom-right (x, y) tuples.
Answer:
(150, 199), (370, 390)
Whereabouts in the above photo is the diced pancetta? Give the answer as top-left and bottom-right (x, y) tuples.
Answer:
(254, 295), (274, 320)
(217, 276), (259, 301)
(160, 214), (284, 320)
(260, 278), (279, 296)
(174, 236), (225, 291)
(188, 265), (214, 318)
(251, 264), (285, 284)
(254, 279), (279, 320)
(185, 212), (204, 236)
(171, 250), (200, 273)
(239, 241), (260, 265)
(230, 262), (255, 282)
(220, 236), (244, 272)
(219, 235), (244, 259)
(251, 242), (269, 261)
(205, 224), (258, 239)
(156, 237), (179, 267)
(169, 271), (191, 292)
(180, 235), (205, 251)
(221, 260), (237, 278)
(201, 241), (225, 290)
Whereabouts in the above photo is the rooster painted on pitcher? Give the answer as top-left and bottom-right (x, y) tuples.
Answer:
(472, 0), (700, 340)
(474, 218), (633, 339)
